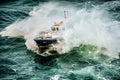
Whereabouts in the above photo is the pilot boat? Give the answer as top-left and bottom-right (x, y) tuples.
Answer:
(34, 11), (67, 56)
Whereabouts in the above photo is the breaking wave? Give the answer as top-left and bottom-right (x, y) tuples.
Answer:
(0, 1), (120, 58)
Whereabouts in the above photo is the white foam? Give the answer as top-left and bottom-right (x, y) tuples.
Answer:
(50, 75), (60, 80)
(0, 2), (120, 58)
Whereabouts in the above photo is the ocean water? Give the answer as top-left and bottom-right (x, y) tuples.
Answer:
(0, 0), (120, 80)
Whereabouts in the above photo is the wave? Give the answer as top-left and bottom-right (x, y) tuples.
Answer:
(0, 1), (120, 58)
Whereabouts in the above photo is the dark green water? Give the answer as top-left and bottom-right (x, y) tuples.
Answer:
(0, 0), (120, 80)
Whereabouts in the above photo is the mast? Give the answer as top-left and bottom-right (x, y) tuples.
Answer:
(64, 10), (68, 20)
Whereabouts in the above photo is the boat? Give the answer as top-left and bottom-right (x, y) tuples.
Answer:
(34, 11), (68, 56)
(34, 31), (63, 56)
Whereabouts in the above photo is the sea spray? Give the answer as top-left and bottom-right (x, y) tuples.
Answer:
(62, 8), (120, 58)
(0, 2), (120, 58)
(0, 1), (120, 80)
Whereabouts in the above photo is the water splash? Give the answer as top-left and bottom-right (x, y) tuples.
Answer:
(0, 1), (120, 58)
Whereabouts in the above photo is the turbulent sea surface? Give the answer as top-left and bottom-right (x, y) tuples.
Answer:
(0, 0), (120, 80)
